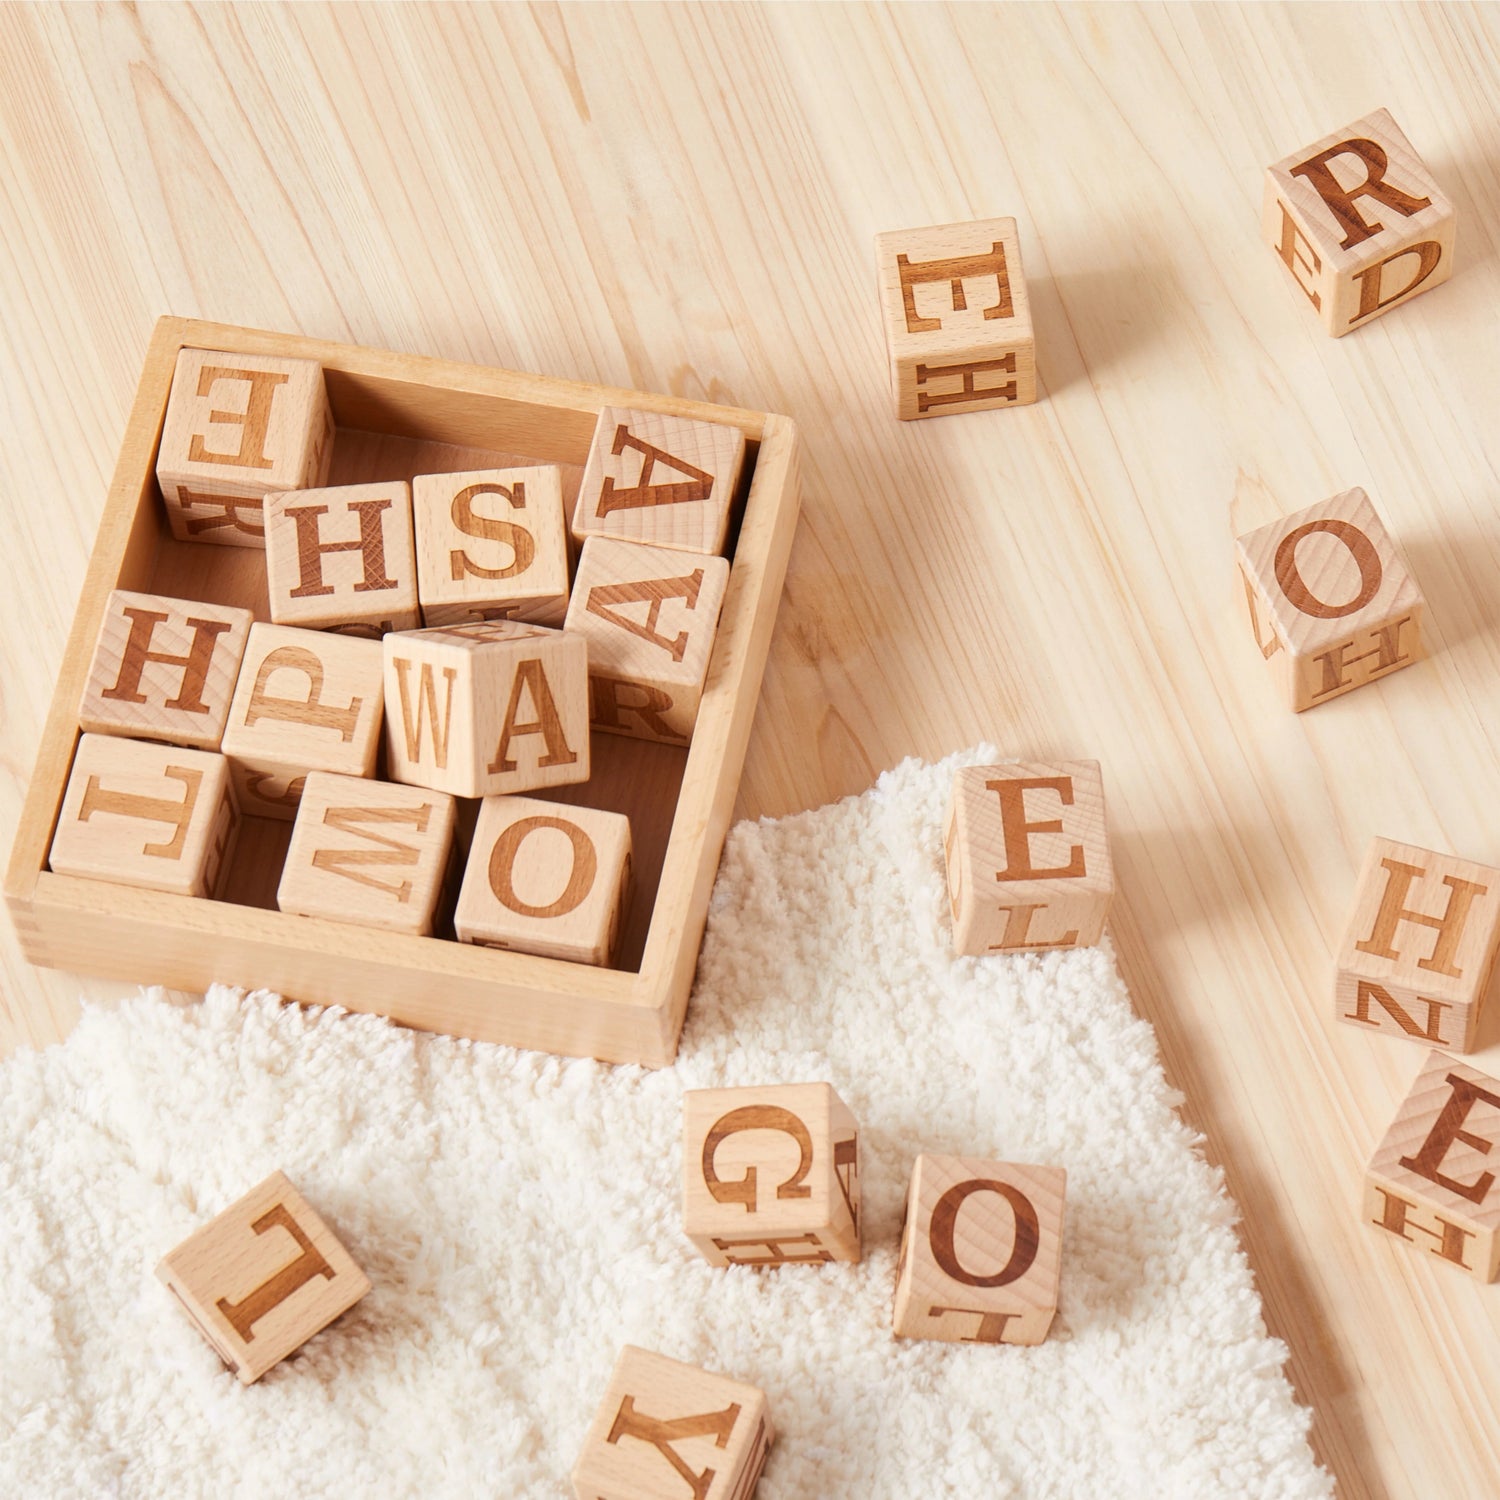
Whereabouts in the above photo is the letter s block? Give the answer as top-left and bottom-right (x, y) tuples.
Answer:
(1264, 108), (1455, 337)
(156, 1170), (369, 1384)
(572, 1345), (774, 1500)
(1236, 488), (1424, 711)
(1365, 1051), (1500, 1282)
(892, 1154), (1066, 1347)
(682, 1082), (861, 1267)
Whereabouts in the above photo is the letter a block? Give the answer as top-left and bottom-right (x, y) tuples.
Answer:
(875, 217), (1037, 421)
(1236, 488), (1424, 710)
(572, 1345), (774, 1500)
(892, 1154), (1066, 1347)
(1264, 108), (1456, 337)
(573, 408), (746, 557)
(682, 1082), (861, 1268)
(156, 348), (333, 547)
(156, 1170), (370, 1384)
(945, 760), (1112, 956)
(1365, 1051), (1500, 1282)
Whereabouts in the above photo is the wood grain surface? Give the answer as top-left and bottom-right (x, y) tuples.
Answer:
(3, 4), (1499, 1494)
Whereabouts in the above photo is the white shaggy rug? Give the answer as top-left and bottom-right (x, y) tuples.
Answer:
(0, 747), (1331, 1499)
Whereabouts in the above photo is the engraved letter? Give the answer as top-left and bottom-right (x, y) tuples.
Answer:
(215, 1203), (334, 1341)
(1344, 980), (1453, 1044)
(596, 427), (715, 517)
(285, 500), (397, 598)
(1273, 518), (1381, 619)
(312, 803), (433, 900)
(79, 766), (203, 859)
(187, 366), (290, 470)
(101, 608), (233, 714)
(243, 645), (362, 741)
(987, 776), (1085, 882)
(1273, 201), (1322, 309)
(589, 676), (682, 742)
(1350, 241), (1444, 325)
(1355, 858), (1489, 979)
(897, 242), (1013, 332)
(607, 1395), (739, 1499)
(448, 481), (535, 581)
(1397, 1071), (1500, 1205)
(929, 1178), (1040, 1288)
(1288, 137), (1432, 250)
(702, 1106), (815, 1211)
(489, 658), (579, 773)
(486, 815), (596, 918)
(586, 571), (704, 661)
(390, 658), (458, 769)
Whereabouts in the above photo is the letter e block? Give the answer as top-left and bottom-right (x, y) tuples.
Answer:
(1365, 1051), (1500, 1282)
(156, 1170), (369, 1384)
(892, 1153), (1065, 1347)
(875, 217), (1037, 421)
(571, 1345), (774, 1500)
(1264, 108), (1456, 337)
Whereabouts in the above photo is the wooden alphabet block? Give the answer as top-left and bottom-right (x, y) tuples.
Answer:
(156, 348), (333, 547)
(264, 481), (420, 637)
(945, 760), (1112, 956)
(382, 620), (589, 798)
(79, 589), (254, 751)
(571, 1345), (774, 1500)
(1365, 1050), (1500, 1282)
(156, 1170), (369, 1384)
(875, 217), (1037, 421)
(572, 407), (745, 557)
(455, 795), (632, 966)
(1264, 108), (1456, 337)
(1236, 488), (1424, 711)
(48, 733), (238, 897)
(278, 770), (456, 935)
(682, 1082), (860, 1267)
(221, 624), (386, 820)
(413, 466), (570, 627)
(564, 537), (731, 745)
(892, 1153), (1065, 1346)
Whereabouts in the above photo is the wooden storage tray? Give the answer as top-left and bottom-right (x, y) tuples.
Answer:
(4, 318), (800, 1067)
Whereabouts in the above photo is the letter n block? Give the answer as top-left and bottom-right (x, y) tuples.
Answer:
(1236, 488), (1424, 711)
(681, 1082), (861, 1267)
(156, 348), (333, 547)
(875, 216), (1037, 421)
(892, 1154), (1066, 1347)
(1264, 108), (1456, 337)
(571, 1345), (774, 1500)
(945, 760), (1112, 956)
(1365, 1051), (1500, 1282)
(156, 1170), (369, 1384)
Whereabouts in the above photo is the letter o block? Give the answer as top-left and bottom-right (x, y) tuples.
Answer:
(1236, 488), (1425, 711)
(1264, 108), (1456, 337)
(682, 1082), (860, 1268)
(892, 1154), (1066, 1347)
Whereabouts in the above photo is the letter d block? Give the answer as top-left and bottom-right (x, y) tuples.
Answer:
(156, 1170), (369, 1384)
(1236, 488), (1424, 711)
(1365, 1051), (1500, 1282)
(682, 1082), (861, 1267)
(1264, 108), (1456, 337)
(893, 1154), (1066, 1347)
(572, 1345), (774, 1500)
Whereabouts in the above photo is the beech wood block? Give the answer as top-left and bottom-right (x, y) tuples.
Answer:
(1365, 1051), (1500, 1282)
(682, 1081), (860, 1267)
(221, 624), (386, 820)
(1264, 108), (1456, 337)
(156, 1170), (369, 1384)
(565, 537), (731, 745)
(278, 770), (456, 935)
(455, 795), (632, 966)
(79, 589), (254, 751)
(413, 466), (570, 627)
(264, 480), (420, 637)
(48, 733), (238, 898)
(892, 1153), (1065, 1346)
(1236, 487), (1424, 711)
(571, 1345), (774, 1500)
(875, 216), (1037, 421)
(945, 760), (1112, 956)
(156, 347), (333, 547)
(572, 407), (745, 556)
(382, 619), (589, 798)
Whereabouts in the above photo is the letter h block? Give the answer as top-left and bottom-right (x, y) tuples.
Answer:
(572, 1345), (774, 1500)
(1264, 108), (1456, 337)
(893, 1154), (1066, 1346)
(682, 1082), (861, 1268)
(1235, 488), (1424, 711)
(156, 1170), (369, 1384)
(1365, 1051), (1500, 1282)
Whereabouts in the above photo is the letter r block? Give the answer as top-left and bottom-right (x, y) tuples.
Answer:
(681, 1082), (861, 1267)
(1264, 108), (1456, 336)
(571, 1345), (774, 1500)
(156, 1170), (369, 1384)
(1235, 488), (1425, 711)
